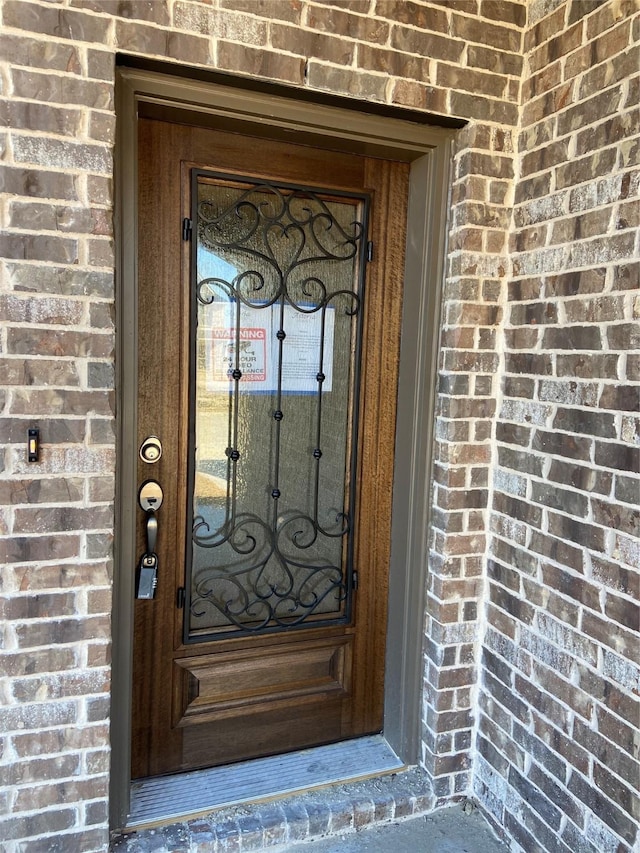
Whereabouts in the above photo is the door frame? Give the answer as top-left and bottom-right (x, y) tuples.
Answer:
(112, 64), (457, 830)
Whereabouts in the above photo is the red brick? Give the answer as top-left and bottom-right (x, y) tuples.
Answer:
(7, 330), (113, 359)
(603, 590), (640, 632)
(4, 0), (113, 40)
(391, 26), (465, 62)
(0, 101), (83, 138)
(0, 32), (81, 71)
(272, 23), (353, 64)
(10, 69), (113, 110)
(358, 44), (431, 79)
(582, 611), (639, 662)
(568, 769), (637, 844)
(309, 4), (387, 41)
(217, 0), (294, 23)
(2, 647), (78, 677)
(522, 60), (562, 101)
(0, 294), (83, 324)
(0, 233), (78, 264)
(452, 11), (521, 52)
(218, 41), (304, 83)
(13, 505), (113, 534)
(1, 809), (77, 843)
(1, 592), (76, 620)
(557, 87), (625, 136)
(390, 79), (448, 113)
(15, 616), (111, 649)
(0, 535), (82, 565)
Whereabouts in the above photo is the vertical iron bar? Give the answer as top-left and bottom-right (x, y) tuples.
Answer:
(312, 304), (328, 526)
(183, 168), (200, 643)
(346, 196), (371, 618)
(229, 296), (243, 525)
(271, 286), (286, 532)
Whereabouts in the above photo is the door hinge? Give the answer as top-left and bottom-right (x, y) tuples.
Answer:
(352, 571), (358, 591)
(177, 587), (186, 609)
(366, 241), (374, 263)
(182, 218), (192, 241)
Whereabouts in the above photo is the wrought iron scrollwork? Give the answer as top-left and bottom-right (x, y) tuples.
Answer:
(191, 510), (348, 631)
(188, 175), (368, 638)
(197, 183), (363, 308)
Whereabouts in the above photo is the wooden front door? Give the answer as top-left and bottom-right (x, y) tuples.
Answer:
(131, 117), (409, 780)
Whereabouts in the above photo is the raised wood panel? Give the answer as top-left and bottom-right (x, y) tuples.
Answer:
(174, 636), (352, 726)
(180, 702), (346, 770)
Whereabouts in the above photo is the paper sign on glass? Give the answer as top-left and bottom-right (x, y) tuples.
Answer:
(203, 300), (334, 394)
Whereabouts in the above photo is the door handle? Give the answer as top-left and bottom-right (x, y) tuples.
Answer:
(136, 481), (163, 600)
(145, 511), (158, 555)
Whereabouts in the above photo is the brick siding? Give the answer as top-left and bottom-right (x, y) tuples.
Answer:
(0, 1), (637, 851)
(476, 2), (639, 852)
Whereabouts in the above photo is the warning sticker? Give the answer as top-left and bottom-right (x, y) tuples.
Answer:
(210, 327), (267, 383)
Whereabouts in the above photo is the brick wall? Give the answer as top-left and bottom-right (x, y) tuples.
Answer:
(475, 1), (640, 852)
(0, 1), (636, 851)
(0, 1), (117, 849)
(423, 120), (513, 799)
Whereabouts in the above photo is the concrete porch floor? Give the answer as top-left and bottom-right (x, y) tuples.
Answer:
(281, 807), (508, 852)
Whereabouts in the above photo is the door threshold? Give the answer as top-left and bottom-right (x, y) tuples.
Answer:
(127, 735), (405, 830)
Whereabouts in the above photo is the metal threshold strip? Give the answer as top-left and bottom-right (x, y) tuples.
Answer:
(127, 735), (405, 829)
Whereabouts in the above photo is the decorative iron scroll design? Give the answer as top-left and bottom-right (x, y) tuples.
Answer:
(187, 175), (368, 639)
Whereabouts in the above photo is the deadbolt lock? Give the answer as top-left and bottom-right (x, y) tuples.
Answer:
(140, 435), (162, 463)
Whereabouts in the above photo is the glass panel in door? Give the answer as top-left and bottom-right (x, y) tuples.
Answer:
(186, 173), (369, 641)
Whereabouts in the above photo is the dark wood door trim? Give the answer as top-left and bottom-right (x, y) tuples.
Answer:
(113, 65), (454, 831)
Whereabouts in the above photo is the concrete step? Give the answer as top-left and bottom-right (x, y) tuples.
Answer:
(110, 768), (437, 852)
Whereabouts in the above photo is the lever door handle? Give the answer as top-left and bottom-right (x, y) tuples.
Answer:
(145, 511), (158, 555)
(136, 480), (163, 600)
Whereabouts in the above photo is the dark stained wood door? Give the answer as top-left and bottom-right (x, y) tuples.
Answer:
(132, 117), (409, 779)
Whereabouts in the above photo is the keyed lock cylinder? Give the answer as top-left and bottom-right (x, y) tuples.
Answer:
(140, 435), (162, 463)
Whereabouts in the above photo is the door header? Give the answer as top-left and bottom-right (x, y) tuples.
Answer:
(119, 66), (458, 162)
